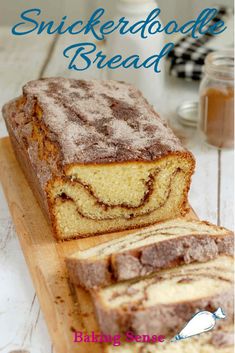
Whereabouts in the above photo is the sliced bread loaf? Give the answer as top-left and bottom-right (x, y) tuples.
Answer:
(3, 78), (195, 240)
(92, 256), (234, 336)
(66, 219), (233, 289)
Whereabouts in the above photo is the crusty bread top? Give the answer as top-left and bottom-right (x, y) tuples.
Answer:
(17, 77), (187, 164)
(68, 218), (233, 260)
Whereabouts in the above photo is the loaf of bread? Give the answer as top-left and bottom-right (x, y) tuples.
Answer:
(66, 219), (233, 289)
(92, 256), (234, 336)
(2, 78), (195, 240)
(106, 326), (234, 353)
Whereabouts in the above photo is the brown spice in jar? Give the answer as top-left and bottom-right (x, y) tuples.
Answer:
(200, 86), (234, 149)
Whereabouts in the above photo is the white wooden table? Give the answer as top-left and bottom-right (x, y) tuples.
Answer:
(0, 26), (234, 353)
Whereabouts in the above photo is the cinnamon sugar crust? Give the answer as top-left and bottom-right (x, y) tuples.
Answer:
(2, 78), (195, 240)
(21, 77), (186, 164)
(66, 218), (234, 289)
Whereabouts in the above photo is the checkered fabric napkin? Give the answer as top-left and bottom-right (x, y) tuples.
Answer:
(167, 7), (234, 81)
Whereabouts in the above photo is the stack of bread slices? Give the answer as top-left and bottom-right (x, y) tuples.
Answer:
(66, 218), (234, 352)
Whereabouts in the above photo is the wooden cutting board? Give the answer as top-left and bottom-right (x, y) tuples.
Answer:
(0, 137), (197, 353)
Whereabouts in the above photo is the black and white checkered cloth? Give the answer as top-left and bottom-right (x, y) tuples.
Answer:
(167, 7), (233, 81)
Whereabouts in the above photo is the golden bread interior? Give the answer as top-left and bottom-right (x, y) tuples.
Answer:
(48, 155), (193, 238)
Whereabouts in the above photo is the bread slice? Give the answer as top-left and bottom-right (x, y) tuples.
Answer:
(92, 256), (234, 336)
(66, 219), (233, 289)
(2, 78), (195, 240)
(106, 325), (234, 353)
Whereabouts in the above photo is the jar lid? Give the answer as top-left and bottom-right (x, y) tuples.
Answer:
(205, 50), (234, 80)
(176, 101), (198, 128)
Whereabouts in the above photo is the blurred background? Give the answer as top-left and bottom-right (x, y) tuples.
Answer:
(1, 0), (234, 25)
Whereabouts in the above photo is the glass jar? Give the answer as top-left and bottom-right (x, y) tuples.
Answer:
(199, 50), (234, 149)
(106, 0), (165, 106)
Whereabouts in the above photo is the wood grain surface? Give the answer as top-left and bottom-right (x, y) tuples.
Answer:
(0, 137), (198, 353)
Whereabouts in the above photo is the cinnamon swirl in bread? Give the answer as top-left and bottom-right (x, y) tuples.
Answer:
(93, 256), (234, 336)
(66, 218), (233, 289)
(2, 78), (195, 240)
